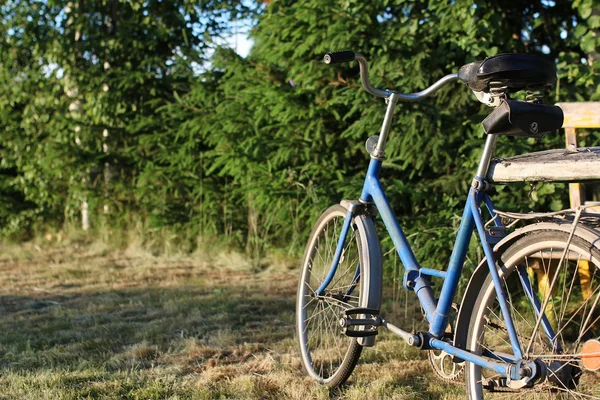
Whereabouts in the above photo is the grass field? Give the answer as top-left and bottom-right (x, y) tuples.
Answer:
(0, 238), (466, 399)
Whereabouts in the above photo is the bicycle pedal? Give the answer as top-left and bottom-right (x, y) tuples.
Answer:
(340, 308), (380, 338)
(343, 307), (380, 317)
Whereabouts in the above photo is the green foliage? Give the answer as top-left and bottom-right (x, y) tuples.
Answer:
(1, 0), (598, 265)
(0, 0), (251, 239)
(169, 0), (597, 263)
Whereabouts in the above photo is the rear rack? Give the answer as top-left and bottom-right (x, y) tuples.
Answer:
(490, 205), (600, 230)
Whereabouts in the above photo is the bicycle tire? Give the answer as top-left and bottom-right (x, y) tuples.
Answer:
(465, 229), (600, 399)
(296, 204), (381, 388)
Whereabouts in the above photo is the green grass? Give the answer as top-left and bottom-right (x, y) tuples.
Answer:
(0, 240), (466, 399)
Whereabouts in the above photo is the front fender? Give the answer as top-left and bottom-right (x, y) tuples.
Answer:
(355, 213), (383, 347)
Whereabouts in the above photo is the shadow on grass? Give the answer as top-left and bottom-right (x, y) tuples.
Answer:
(0, 254), (467, 399)
(0, 282), (296, 373)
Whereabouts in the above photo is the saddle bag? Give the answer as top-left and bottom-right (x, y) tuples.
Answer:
(482, 99), (564, 138)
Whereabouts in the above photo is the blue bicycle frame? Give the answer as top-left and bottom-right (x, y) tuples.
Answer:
(317, 92), (559, 379)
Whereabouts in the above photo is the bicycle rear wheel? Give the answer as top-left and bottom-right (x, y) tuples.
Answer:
(465, 229), (600, 399)
(296, 204), (381, 388)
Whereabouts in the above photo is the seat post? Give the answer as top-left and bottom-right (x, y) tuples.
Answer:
(476, 134), (499, 180)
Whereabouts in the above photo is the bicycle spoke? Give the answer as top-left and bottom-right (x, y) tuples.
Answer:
(323, 299), (344, 362)
(328, 232), (357, 290)
(504, 275), (527, 348)
(486, 307), (516, 350)
(577, 288), (600, 344)
(302, 295), (318, 310)
(556, 257), (581, 350)
(304, 302), (329, 327)
(329, 264), (357, 293)
(551, 283), (600, 344)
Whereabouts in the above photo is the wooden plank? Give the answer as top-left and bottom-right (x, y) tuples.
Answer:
(584, 201), (600, 213)
(488, 147), (600, 183)
(556, 102), (600, 128)
(565, 127), (578, 149)
(570, 182), (584, 207)
(565, 127), (584, 206)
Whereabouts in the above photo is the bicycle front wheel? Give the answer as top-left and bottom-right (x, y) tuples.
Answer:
(296, 204), (381, 388)
(466, 229), (600, 399)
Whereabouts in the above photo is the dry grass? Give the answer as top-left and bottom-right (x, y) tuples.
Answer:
(0, 238), (465, 399)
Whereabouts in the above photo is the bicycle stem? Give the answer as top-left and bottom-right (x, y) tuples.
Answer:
(373, 93), (399, 159)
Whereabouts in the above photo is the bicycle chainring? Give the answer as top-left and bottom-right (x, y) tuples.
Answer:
(427, 304), (464, 383)
(428, 347), (465, 383)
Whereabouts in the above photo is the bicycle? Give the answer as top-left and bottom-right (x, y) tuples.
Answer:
(296, 50), (600, 398)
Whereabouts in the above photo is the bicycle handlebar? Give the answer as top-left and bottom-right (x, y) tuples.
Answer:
(323, 51), (356, 65)
(323, 51), (459, 101)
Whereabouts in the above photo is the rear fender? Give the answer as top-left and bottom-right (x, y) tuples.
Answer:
(453, 221), (600, 359)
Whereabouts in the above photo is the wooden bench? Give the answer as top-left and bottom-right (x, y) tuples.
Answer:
(488, 102), (600, 186)
(488, 102), (600, 302)
(487, 146), (600, 183)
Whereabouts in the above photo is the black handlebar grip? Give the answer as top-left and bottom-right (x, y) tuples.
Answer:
(324, 51), (356, 65)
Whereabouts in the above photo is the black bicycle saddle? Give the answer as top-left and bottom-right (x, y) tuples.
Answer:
(458, 53), (557, 92)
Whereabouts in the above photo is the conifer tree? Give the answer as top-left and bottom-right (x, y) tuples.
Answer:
(0, 0), (251, 238)
(1, 0), (597, 261)
(167, 0), (598, 260)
